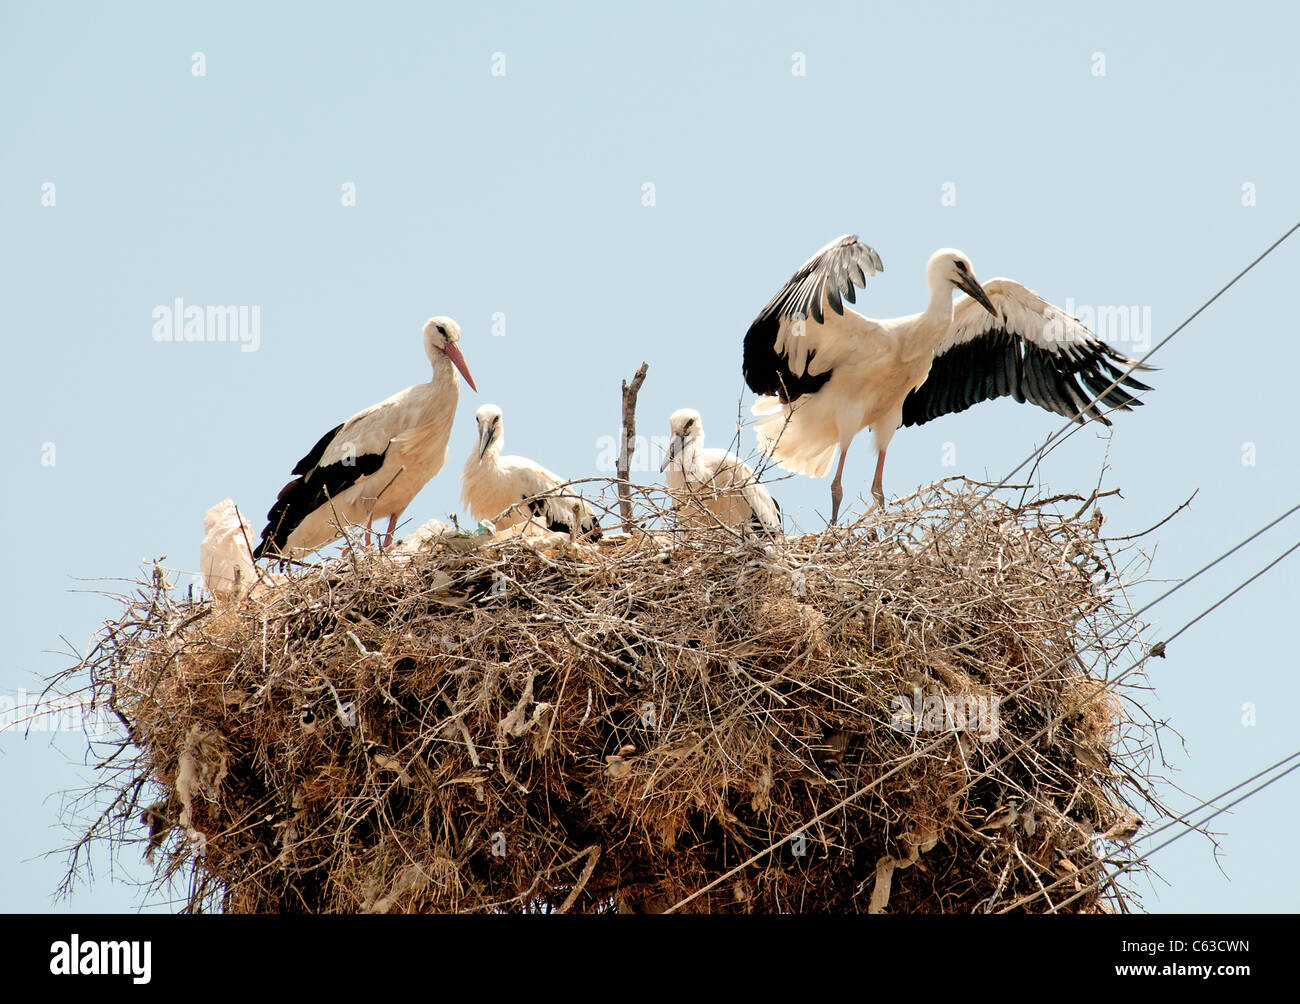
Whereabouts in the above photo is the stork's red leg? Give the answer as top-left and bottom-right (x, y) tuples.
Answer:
(830, 447), (850, 524)
(380, 513), (399, 550)
(868, 450), (887, 513)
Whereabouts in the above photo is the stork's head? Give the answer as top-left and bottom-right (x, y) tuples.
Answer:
(423, 316), (478, 391)
(928, 249), (998, 317)
(661, 408), (704, 472)
(474, 403), (504, 460)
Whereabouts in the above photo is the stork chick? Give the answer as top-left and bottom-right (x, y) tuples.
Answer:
(461, 404), (602, 540)
(660, 408), (782, 537)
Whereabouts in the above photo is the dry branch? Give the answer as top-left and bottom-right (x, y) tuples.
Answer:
(617, 362), (648, 533)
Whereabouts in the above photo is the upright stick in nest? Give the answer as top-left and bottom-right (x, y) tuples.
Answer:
(618, 362), (648, 532)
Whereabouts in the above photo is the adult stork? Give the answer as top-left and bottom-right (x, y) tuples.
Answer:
(742, 236), (1152, 523)
(660, 408), (782, 537)
(253, 316), (476, 559)
(460, 403), (603, 539)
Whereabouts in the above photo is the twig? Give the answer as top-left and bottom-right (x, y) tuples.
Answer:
(618, 362), (649, 533)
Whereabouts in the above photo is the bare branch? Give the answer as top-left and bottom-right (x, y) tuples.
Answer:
(617, 362), (649, 533)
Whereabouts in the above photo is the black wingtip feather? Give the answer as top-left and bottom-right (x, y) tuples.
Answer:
(254, 448), (388, 559)
(742, 313), (833, 402)
(291, 422), (345, 477)
(526, 497), (602, 541)
(743, 235), (882, 401)
(902, 326), (1154, 430)
(747, 492), (782, 538)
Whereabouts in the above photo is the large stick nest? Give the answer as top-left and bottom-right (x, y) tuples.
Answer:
(58, 478), (1161, 913)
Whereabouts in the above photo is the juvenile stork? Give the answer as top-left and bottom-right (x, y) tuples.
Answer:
(461, 404), (602, 540)
(253, 316), (476, 559)
(743, 236), (1152, 522)
(200, 498), (257, 602)
(660, 408), (782, 537)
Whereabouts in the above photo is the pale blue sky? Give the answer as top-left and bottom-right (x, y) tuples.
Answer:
(3, 1), (1298, 912)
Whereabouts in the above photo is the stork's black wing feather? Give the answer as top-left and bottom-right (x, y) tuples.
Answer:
(526, 496), (603, 541)
(742, 235), (883, 402)
(902, 328), (1152, 428)
(747, 491), (782, 538)
(290, 422), (345, 476)
(253, 432), (390, 559)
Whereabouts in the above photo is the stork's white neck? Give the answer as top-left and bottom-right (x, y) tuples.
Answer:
(923, 273), (956, 326)
(897, 275), (956, 360)
(429, 347), (453, 379)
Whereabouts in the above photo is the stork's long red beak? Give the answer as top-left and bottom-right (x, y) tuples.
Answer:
(443, 342), (477, 392)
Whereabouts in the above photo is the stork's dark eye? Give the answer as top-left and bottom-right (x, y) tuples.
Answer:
(954, 260), (968, 272)
(436, 324), (446, 335)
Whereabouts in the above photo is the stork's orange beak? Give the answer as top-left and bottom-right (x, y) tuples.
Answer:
(443, 342), (477, 392)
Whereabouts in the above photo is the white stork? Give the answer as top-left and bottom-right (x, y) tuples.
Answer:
(253, 316), (476, 558)
(200, 498), (257, 602)
(460, 403), (603, 540)
(743, 236), (1152, 523)
(660, 408), (782, 537)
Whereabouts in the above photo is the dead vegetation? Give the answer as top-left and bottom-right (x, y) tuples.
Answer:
(53, 478), (1165, 913)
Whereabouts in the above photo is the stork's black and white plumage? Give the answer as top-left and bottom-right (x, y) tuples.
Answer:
(743, 236), (1152, 522)
(660, 408), (782, 537)
(460, 404), (602, 540)
(253, 316), (476, 559)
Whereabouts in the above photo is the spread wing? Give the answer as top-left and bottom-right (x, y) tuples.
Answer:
(743, 235), (885, 402)
(902, 278), (1154, 428)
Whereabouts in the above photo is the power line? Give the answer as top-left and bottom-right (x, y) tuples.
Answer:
(941, 529), (1300, 806)
(1143, 757), (1300, 860)
(990, 220), (1300, 496)
(1059, 500), (1300, 667)
(943, 517), (1300, 912)
(970, 224), (1300, 909)
(979, 534), (1300, 912)
(1160, 538), (1300, 647)
(1124, 502), (1300, 626)
(969, 534), (1300, 800)
(1135, 748), (1300, 850)
(1007, 749), (1300, 913)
